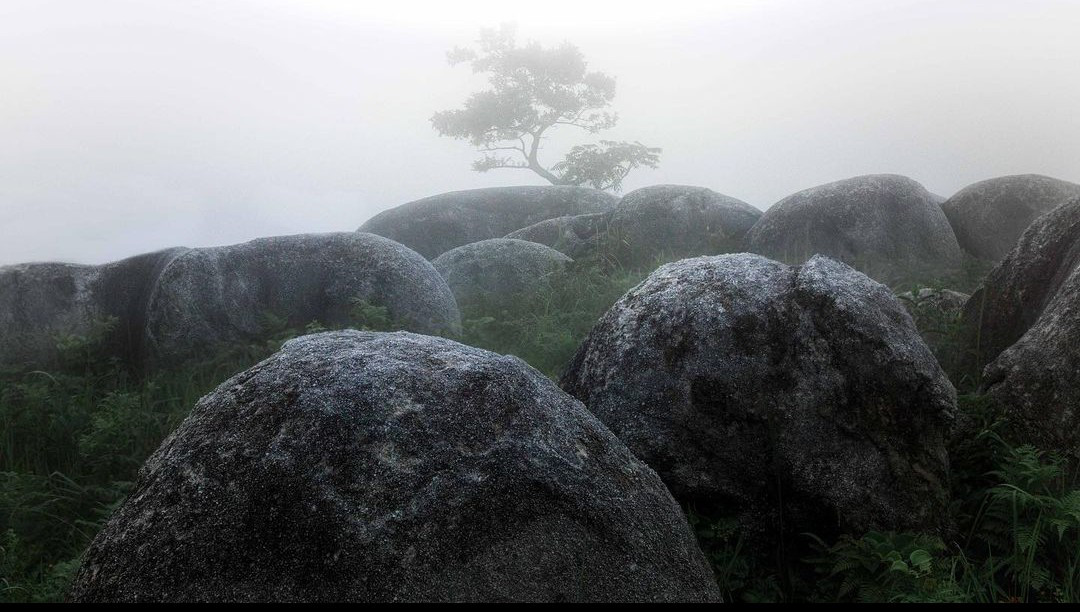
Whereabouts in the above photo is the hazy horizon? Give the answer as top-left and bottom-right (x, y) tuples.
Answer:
(3, 0), (1079, 265)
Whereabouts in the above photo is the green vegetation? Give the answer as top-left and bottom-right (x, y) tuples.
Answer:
(2, 255), (1072, 603)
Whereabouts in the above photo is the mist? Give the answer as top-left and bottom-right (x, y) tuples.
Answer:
(3, 0), (1079, 265)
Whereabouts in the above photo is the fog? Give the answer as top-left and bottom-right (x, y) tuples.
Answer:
(2, 0), (1078, 265)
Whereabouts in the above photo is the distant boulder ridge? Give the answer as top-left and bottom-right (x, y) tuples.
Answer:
(561, 253), (955, 550)
(0, 234), (460, 371)
(506, 184), (762, 267)
(942, 174), (1080, 262)
(747, 174), (962, 281)
(432, 238), (572, 308)
(70, 331), (721, 603)
(359, 186), (618, 259)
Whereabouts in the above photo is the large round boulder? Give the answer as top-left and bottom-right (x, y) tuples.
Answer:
(0, 248), (187, 370)
(144, 233), (460, 367)
(359, 186), (618, 259)
(561, 254), (955, 551)
(504, 213), (609, 259)
(747, 174), (962, 282)
(968, 197), (1080, 458)
(603, 185), (761, 268)
(506, 185), (761, 268)
(432, 239), (571, 308)
(69, 330), (720, 602)
(942, 174), (1080, 262)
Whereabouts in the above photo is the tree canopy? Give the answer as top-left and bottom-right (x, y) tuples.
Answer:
(431, 25), (660, 192)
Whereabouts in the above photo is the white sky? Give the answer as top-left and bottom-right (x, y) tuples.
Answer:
(2, 0), (1079, 264)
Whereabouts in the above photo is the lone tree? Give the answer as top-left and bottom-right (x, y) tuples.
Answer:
(431, 25), (661, 192)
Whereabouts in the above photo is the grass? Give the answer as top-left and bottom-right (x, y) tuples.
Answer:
(1, 251), (1070, 603)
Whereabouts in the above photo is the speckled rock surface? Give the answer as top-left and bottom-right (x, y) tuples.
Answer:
(359, 186), (618, 259)
(942, 175), (1080, 261)
(561, 254), (955, 548)
(145, 233), (460, 368)
(0, 248), (187, 369)
(432, 239), (572, 307)
(969, 197), (1080, 458)
(69, 331), (721, 603)
(747, 175), (962, 281)
(505, 185), (760, 268)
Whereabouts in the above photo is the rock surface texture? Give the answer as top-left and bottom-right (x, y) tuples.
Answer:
(70, 331), (721, 602)
(747, 174), (962, 281)
(561, 253), (955, 549)
(359, 186), (618, 259)
(968, 196), (1080, 457)
(144, 233), (461, 367)
(432, 238), (572, 307)
(942, 174), (1080, 261)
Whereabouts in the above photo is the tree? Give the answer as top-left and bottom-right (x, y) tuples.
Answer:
(431, 25), (661, 192)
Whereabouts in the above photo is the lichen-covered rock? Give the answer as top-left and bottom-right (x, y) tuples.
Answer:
(0, 248), (187, 370)
(561, 254), (954, 550)
(432, 239), (572, 308)
(145, 233), (460, 367)
(359, 186), (618, 259)
(969, 197), (1080, 458)
(504, 213), (609, 258)
(747, 175), (962, 282)
(942, 175), (1080, 261)
(505, 185), (760, 268)
(69, 331), (720, 603)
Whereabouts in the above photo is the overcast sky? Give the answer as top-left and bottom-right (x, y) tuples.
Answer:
(2, 0), (1078, 264)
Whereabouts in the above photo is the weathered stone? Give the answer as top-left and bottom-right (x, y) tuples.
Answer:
(145, 233), (460, 367)
(942, 174), (1080, 261)
(432, 239), (571, 308)
(561, 254), (954, 551)
(0, 248), (187, 370)
(359, 186), (618, 259)
(506, 185), (760, 268)
(968, 197), (1080, 458)
(70, 331), (720, 602)
(747, 174), (962, 282)
(504, 213), (609, 259)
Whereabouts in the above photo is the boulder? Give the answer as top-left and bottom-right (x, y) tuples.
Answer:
(561, 254), (954, 550)
(969, 197), (1080, 458)
(942, 174), (1080, 262)
(144, 233), (460, 367)
(746, 174), (962, 282)
(504, 213), (609, 259)
(432, 239), (572, 308)
(359, 186), (618, 259)
(603, 185), (762, 268)
(0, 248), (186, 370)
(961, 196), (1080, 371)
(506, 185), (761, 268)
(70, 331), (720, 603)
